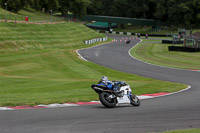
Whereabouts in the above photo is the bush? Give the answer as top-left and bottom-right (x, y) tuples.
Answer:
(0, 0), (23, 13)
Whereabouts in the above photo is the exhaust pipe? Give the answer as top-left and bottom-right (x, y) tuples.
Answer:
(93, 87), (103, 91)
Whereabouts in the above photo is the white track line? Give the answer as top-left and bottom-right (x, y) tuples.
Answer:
(38, 103), (79, 108)
(0, 107), (14, 110)
(76, 41), (111, 62)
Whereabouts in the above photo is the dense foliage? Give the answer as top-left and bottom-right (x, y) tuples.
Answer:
(0, 0), (30, 12)
(87, 0), (200, 28)
(0, 0), (89, 17)
(0, 0), (200, 27)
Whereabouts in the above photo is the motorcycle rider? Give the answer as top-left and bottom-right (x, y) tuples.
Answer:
(98, 76), (123, 95)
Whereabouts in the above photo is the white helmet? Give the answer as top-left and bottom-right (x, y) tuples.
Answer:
(101, 76), (108, 82)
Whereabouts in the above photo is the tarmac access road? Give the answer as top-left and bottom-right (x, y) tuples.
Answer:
(0, 34), (200, 133)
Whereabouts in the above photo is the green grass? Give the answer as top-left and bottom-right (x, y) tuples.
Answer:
(0, 7), (62, 22)
(0, 22), (187, 106)
(159, 129), (200, 133)
(131, 39), (200, 70)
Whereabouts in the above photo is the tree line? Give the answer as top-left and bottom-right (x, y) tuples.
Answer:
(87, 0), (200, 28)
(0, 0), (90, 17)
(1, 0), (200, 27)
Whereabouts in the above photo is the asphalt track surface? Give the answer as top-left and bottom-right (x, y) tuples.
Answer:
(1, 35), (200, 133)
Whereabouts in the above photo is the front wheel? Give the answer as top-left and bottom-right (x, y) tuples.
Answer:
(130, 94), (140, 106)
(99, 92), (117, 108)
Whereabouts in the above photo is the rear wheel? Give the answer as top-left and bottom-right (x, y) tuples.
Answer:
(130, 94), (140, 106)
(99, 92), (117, 108)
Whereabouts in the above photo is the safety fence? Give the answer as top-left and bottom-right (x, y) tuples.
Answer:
(98, 30), (172, 37)
(84, 37), (108, 44)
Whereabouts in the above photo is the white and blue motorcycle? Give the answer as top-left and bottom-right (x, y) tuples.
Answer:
(91, 81), (140, 108)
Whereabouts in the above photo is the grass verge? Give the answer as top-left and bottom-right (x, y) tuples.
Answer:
(130, 39), (200, 70)
(0, 22), (187, 106)
(158, 129), (200, 133)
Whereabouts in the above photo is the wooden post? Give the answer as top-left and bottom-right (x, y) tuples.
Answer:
(184, 39), (186, 47)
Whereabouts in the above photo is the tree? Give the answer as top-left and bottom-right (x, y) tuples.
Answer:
(48, 0), (59, 11)
(0, 0), (33, 12)
(70, 0), (90, 17)
(0, 0), (22, 12)
(0, 0), (7, 9)
(154, 0), (169, 22)
(6, 0), (22, 12)
(99, 0), (115, 16)
(144, 0), (157, 19)
(86, 0), (103, 15)
(111, 0), (131, 17)
(31, 0), (58, 13)
(167, 0), (191, 27)
(155, 0), (200, 28)
(187, 0), (200, 27)
(86, 0), (151, 19)
(58, 0), (71, 16)
(21, 0), (32, 8)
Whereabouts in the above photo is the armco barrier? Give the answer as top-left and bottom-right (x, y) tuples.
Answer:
(168, 46), (200, 52)
(98, 30), (172, 37)
(162, 40), (183, 44)
(84, 37), (108, 44)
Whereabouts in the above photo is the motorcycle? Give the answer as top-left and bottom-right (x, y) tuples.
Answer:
(91, 81), (140, 108)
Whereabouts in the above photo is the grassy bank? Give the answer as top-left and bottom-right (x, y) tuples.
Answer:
(130, 39), (200, 70)
(0, 22), (187, 106)
(0, 7), (62, 22)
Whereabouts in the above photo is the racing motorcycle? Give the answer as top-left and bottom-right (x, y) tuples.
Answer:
(91, 81), (140, 108)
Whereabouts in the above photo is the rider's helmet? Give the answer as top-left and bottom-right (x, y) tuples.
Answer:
(101, 76), (108, 82)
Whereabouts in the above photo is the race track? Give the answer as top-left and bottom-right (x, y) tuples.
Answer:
(1, 34), (200, 133)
